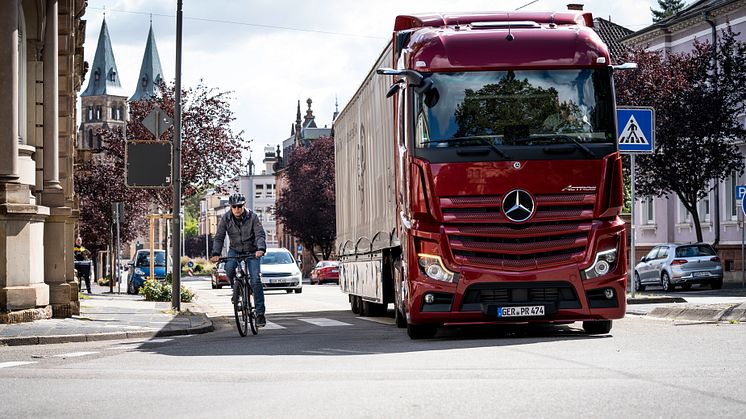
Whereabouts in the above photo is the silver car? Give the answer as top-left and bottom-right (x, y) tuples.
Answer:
(634, 243), (723, 292)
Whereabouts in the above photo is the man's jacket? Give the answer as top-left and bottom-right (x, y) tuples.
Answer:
(211, 210), (266, 256)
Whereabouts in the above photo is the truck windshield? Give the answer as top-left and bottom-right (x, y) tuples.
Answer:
(414, 69), (615, 152)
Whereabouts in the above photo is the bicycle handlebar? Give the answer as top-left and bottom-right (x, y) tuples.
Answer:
(216, 254), (256, 262)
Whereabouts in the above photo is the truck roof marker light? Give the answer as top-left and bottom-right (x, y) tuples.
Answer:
(596, 57), (606, 64)
(416, 61), (426, 67)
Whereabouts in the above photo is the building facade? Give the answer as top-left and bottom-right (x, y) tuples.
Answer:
(622, 0), (746, 280)
(1, 0), (87, 321)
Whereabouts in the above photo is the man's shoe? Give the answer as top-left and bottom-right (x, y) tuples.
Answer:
(256, 314), (266, 327)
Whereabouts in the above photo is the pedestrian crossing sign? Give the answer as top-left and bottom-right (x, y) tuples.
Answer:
(617, 107), (655, 153)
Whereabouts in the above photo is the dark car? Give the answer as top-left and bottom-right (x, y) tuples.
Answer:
(310, 261), (340, 285)
(634, 243), (723, 292)
(127, 249), (169, 294)
(211, 261), (230, 289)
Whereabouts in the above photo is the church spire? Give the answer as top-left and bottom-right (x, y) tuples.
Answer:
(81, 17), (124, 97)
(130, 22), (165, 101)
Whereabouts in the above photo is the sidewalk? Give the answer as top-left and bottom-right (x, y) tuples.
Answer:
(626, 282), (746, 322)
(0, 281), (213, 347)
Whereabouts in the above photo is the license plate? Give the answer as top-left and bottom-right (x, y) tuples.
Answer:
(693, 272), (710, 277)
(331, 269), (339, 273)
(497, 305), (545, 318)
(271, 278), (287, 284)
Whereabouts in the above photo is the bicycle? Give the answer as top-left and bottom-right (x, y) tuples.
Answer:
(219, 255), (258, 337)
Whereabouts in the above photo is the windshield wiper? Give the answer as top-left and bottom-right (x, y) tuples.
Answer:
(422, 137), (511, 159)
(509, 134), (596, 158)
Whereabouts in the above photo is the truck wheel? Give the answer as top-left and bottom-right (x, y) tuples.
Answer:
(407, 323), (437, 339)
(351, 295), (361, 314)
(394, 304), (406, 328)
(360, 300), (371, 316)
(582, 320), (612, 334)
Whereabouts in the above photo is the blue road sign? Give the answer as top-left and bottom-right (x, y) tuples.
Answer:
(617, 107), (655, 153)
(742, 192), (746, 217)
(737, 185), (746, 201)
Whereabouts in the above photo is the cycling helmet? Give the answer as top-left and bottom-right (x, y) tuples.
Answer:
(228, 193), (246, 206)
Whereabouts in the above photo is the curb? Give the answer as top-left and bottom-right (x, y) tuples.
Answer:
(0, 316), (214, 347)
(627, 296), (687, 304)
(647, 302), (746, 322)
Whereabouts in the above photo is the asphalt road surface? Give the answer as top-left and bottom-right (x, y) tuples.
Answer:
(1, 277), (744, 418)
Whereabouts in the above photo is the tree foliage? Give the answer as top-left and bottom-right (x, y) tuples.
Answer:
(76, 81), (248, 255)
(615, 27), (746, 242)
(651, 0), (687, 22)
(275, 136), (336, 261)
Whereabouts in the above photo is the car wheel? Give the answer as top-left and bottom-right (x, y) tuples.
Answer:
(711, 279), (723, 290)
(406, 323), (437, 339)
(583, 320), (612, 334)
(216, 283), (222, 289)
(286, 289), (293, 294)
(634, 272), (645, 292)
(294, 288), (302, 294)
(211, 280), (216, 289)
(127, 280), (134, 295)
(661, 272), (674, 292)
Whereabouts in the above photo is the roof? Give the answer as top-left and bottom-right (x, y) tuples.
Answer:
(593, 17), (633, 63)
(623, 0), (741, 44)
(81, 18), (126, 97)
(130, 24), (165, 101)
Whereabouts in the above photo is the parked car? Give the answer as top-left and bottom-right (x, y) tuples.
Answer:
(211, 261), (230, 289)
(634, 243), (723, 292)
(260, 248), (302, 293)
(310, 261), (340, 285)
(127, 249), (169, 295)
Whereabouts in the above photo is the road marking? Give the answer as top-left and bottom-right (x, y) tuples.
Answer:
(357, 317), (396, 325)
(298, 318), (352, 327)
(145, 338), (174, 343)
(0, 361), (36, 369)
(262, 321), (286, 330)
(52, 351), (99, 358)
(319, 348), (382, 354)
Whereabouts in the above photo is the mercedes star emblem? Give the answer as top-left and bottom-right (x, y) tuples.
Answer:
(502, 189), (535, 223)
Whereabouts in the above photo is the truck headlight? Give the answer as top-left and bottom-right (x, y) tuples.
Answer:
(583, 249), (617, 280)
(417, 253), (457, 283)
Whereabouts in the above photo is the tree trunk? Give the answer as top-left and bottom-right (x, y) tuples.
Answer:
(691, 206), (704, 243)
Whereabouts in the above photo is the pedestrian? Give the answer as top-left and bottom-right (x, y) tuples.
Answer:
(210, 193), (268, 327)
(74, 236), (93, 294)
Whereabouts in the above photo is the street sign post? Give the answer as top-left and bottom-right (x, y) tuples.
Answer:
(618, 107), (655, 298)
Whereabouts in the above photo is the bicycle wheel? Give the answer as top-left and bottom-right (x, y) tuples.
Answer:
(248, 285), (258, 335)
(233, 281), (248, 337)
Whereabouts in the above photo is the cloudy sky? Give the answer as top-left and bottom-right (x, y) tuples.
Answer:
(82, 0), (661, 165)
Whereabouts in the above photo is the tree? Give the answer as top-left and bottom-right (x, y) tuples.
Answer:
(77, 81), (248, 254)
(651, 0), (687, 22)
(615, 27), (746, 242)
(275, 136), (336, 261)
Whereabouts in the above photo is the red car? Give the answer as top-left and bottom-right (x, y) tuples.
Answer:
(310, 261), (340, 285)
(211, 261), (230, 289)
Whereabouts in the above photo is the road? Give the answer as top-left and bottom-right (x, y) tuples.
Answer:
(1, 277), (744, 418)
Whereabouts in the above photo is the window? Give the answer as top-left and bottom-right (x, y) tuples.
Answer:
(95, 106), (101, 120)
(726, 171), (738, 220)
(642, 196), (655, 224)
(266, 208), (275, 222)
(255, 184), (264, 199)
(110, 71), (116, 82)
(255, 209), (263, 221)
(88, 129), (93, 148)
(87, 106), (93, 121)
(266, 184), (275, 198)
(657, 247), (669, 260)
(679, 198), (691, 223)
(699, 194), (711, 222)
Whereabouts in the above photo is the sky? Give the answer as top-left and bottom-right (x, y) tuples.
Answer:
(82, 0), (662, 166)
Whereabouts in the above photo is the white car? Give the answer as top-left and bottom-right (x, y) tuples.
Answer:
(261, 248), (303, 293)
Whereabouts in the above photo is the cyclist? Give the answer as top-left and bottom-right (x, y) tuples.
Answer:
(210, 193), (267, 327)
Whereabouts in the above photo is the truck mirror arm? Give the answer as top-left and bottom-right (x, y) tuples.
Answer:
(376, 67), (425, 87)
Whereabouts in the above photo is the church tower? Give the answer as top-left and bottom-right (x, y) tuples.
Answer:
(130, 22), (165, 102)
(78, 17), (128, 162)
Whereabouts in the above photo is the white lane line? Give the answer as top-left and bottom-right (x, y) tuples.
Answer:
(144, 338), (174, 343)
(52, 351), (99, 358)
(357, 317), (396, 325)
(298, 318), (352, 327)
(261, 321), (286, 330)
(0, 361), (36, 369)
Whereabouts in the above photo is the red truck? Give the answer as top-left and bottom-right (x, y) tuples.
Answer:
(333, 11), (627, 339)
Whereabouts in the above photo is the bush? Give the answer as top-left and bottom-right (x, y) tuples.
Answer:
(138, 278), (195, 303)
(96, 277), (110, 286)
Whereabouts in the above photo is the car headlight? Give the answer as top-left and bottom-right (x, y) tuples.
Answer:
(583, 249), (617, 280)
(134, 268), (146, 276)
(417, 253), (457, 283)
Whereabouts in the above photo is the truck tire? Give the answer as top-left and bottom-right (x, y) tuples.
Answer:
(407, 323), (437, 339)
(582, 320), (612, 334)
(351, 295), (361, 314)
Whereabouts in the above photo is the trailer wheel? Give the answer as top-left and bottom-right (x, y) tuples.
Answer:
(351, 295), (361, 314)
(407, 323), (437, 339)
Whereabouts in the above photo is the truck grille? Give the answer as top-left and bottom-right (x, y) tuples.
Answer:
(440, 194), (595, 271)
(461, 282), (580, 311)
